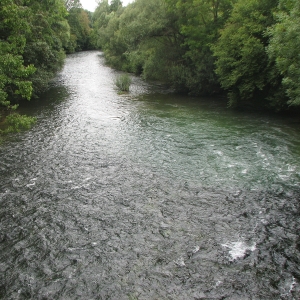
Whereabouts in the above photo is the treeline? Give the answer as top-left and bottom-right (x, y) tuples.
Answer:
(91, 0), (300, 111)
(0, 0), (93, 113)
(1, 0), (299, 117)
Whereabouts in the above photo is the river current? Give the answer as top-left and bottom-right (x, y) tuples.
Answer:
(1, 51), (300, 299)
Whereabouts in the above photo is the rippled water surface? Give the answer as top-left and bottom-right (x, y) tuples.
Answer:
(1, 51), (300, 299)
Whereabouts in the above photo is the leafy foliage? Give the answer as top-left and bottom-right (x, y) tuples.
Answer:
(91, 0), (233, 96)
(0, 0), (93, 110)
(0, 113), (36, 134)
(91, 0), (300, 110)
(212, 0), (285, 108)
(23, 0), (70, 96)
(1, 0), (300, 119)
(0, 0), (71, 106)
(267, 0), (300, 106)
(0, 0), (36, 107)
(0, 0), (83, 136)
(66, 8), (92, 52)
(166, 0), (235, 95)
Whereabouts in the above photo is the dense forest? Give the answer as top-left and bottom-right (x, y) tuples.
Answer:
(91, 0), (300, 111)
(0, 0), (92, 133)
(1, 0), (300, 133)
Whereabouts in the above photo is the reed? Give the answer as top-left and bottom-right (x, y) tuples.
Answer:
(115, 74), (132, 92)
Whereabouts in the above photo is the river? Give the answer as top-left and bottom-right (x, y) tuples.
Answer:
(0, 51), (300, 299)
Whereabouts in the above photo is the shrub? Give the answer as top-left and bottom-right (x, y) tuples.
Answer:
(115, 74), (132, 92)
(1, 113), (36, 134)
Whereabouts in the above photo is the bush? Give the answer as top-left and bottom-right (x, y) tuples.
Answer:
(115, 74), (132, 92)
(1, 113), (36, 134)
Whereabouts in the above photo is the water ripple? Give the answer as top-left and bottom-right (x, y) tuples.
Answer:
(1, 51), (300, 299)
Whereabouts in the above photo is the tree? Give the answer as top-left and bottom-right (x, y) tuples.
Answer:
(67, 8), (92, 52)
(166, 0), (235, 95)
(0, 0), (36, 108)
(267, 0), (300, 106)
(22, 0), (70, 95)
(116, 0), (176, 78)
(212, 0), (286, 109)
(92, 0), (235, 95)
(0, 0), (71, 107)
(90, 0), (111, 49)
(92, 0), (183, 79)
(110, 0), (122, 12)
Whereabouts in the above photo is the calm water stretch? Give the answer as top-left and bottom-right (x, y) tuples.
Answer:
(1, 51), (300, 299)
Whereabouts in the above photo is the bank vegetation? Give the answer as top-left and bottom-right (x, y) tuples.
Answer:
(91, 0), (300, 111)
(1, 0), (300, 136)
(0, 0), (93, 134)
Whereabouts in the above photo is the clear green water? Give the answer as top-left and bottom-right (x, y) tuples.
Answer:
(0, 51), (300, 299)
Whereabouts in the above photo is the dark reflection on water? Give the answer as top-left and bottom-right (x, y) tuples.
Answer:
(1, 51), (300, 299)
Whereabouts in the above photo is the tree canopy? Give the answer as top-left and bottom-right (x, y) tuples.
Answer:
(212, 0), (285, 108)
(0, 0), (93, 112)
(267, 0), (300, 107)
(90, 0), (300, 111)
(1, 0), (300, 115)
(0, 0), (94, 134)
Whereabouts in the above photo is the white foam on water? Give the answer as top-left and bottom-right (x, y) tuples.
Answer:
(192, 246), (200, 254)
(174, 257), (185, 267)
(289, 277), (296, 293)
(222, 241), (256, 260)
(215, 280), (222, 288)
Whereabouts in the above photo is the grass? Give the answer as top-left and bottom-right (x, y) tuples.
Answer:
(115, 74), (132, 92)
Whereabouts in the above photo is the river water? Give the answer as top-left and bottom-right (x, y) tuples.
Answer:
(1, 51), (300, 299)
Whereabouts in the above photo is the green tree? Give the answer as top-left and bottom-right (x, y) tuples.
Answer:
(267, 0), (300, 106)
(22, 0), (70, 95)
(117, 0), (176, 78)
(212, 0), (286, 109)
(0, 0), (72, 137)
(0, 0), (36, 108)
(92, 0), (182, 79)
(92, 0), (127, 68)
(166, 0), (235, 95)
(92, 0), (235, 95)
(110, 0), (122, 12)
(66, 8), (92, 52)
(90, 0), (111, 49)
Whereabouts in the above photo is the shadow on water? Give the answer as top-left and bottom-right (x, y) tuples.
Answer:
(1, 51), (300, 299)
(18, 84), (70, 116)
